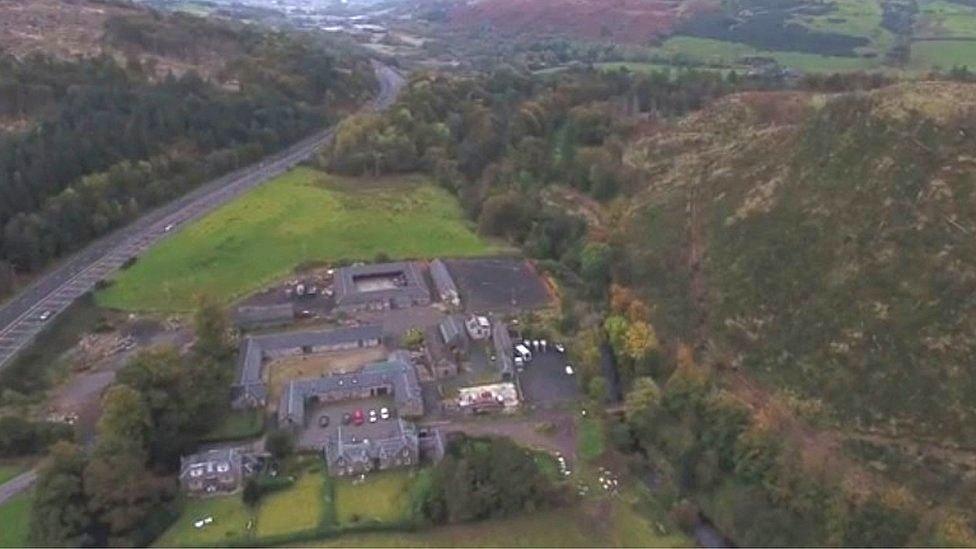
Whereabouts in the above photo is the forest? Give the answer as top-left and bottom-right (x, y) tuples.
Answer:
(0, 11), (375, 298)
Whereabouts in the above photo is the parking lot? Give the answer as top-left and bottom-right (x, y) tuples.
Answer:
(517, 346), (580, 405)
(295, 395), (399, 449)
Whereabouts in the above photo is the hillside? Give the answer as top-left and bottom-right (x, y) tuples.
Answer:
(619, 81), (976, 525)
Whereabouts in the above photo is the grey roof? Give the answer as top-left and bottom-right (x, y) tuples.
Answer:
(334, 261), (430, 306)
(234, 325), (383, 403)
(234, 304), (294, 328)
(327, 418), (418, 468)
(438, 315), (465, 345)
(179, 448), (240, 480)
(430, 259), (459, 302)
(279, 353), (423, 426)
(492, 321), (514, 378)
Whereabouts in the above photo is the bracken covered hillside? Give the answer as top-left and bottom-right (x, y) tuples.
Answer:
(619, 80), (976, 509)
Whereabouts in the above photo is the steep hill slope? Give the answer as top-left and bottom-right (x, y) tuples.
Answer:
(620, 80), (976, 514)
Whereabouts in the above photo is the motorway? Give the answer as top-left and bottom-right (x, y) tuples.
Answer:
(0, 61), (405, 372)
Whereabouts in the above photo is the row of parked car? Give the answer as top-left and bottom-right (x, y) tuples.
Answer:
(318, 406), (394, 427)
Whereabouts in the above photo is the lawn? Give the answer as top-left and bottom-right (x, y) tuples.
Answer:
(97, 168), (498, 311)
(578, 415), (606, 462)
(199, 409), (265, 443)
(256, 472), (328, 537)
(153, 495), (254, 547)
(334, 471), (412, 527)
(307, 499), (691, 548)
(0, 490), (32, 548)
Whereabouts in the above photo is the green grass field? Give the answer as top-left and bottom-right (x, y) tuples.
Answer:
(793, 0), (894, 54)
(308, 499), (690, 548)
(910, 39), (976, 69)
(918, 0), (976, 38)
(649, 36), (884, 73)
(97, 168), (498, 311)
(0, 491), (31, 548)
(578, 416), (606, 462)
(256, 473), (327, 538)
(334, 471), (412, 527)
(153, 495), (254, 547)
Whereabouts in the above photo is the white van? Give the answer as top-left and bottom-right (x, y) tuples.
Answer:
(515, 344), (533, 362)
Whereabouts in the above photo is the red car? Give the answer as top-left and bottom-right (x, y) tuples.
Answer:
(352, 409), (365, 426)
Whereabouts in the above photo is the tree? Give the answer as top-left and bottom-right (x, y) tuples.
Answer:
(402, 328), (425, 350)
(29, 442), (95, 547)
(117, 346), (230, 469)
(420, 437), (559, 524)
(86, 384), (174, 546)
(580, 242), (612, 294)
(193, 294), (231, 361)
(625, 376), (663, 444)
(266, 429), (295, 461)
(587, 376), (609, 403)
(94, 384), (151, 459)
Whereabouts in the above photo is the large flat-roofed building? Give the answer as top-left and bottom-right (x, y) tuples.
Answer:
(231, 325), (384, 409)
(333, 261), (431, 312)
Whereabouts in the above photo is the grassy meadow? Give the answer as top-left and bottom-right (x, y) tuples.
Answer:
(308, 499), (690, 548)
(97, 168), (498, 311)
(333, 471), (413, 527)
(0, 491), (32, 548)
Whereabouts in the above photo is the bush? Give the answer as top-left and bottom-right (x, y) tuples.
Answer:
(0, 417), (73, 457)
(266, 429), (295, 461)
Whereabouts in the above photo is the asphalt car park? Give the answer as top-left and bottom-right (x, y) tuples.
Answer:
(516, 346), (580, 405)
(295, 395), (398, 449)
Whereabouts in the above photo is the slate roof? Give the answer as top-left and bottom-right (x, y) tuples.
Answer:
(278, 352), (423, 426)
(492, 321), (514, 379)
(234, 304), (294, 328)
(233, 325), (383, 407)
(438, 315), (465, 345)
(430, 259), (459, 304)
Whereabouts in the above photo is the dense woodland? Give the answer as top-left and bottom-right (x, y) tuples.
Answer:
(0, 12), (375, 297)
(319, 64), (976, 546)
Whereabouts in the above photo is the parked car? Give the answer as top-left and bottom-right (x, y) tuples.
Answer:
(380, 407), (391, 420)
(318, 415), (330, 428)
(554, 343), (566, 354)
(342, 412), (352, 425)
(565, 364), (575, 376)
(352, 409), (365, 426)
(540, 340), (548, 352)
(368, 409), (378, 423)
